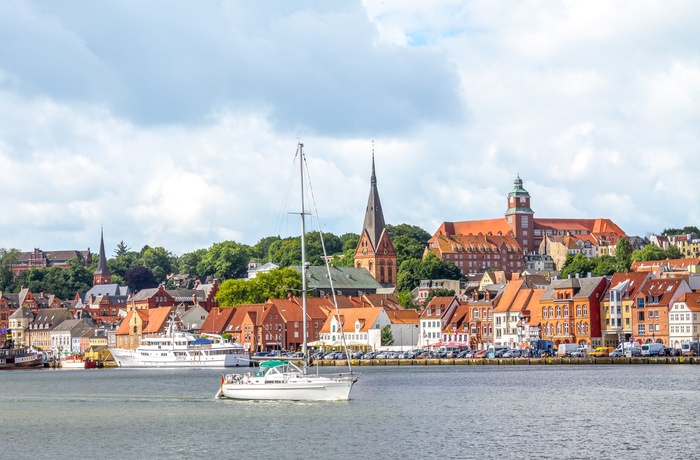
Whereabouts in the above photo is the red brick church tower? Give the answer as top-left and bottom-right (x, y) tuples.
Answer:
(354, 149), (396, 287)
(504, 174), (535, 254)
(93, 228), (112, 286)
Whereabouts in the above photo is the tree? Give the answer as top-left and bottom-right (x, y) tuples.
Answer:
(124, 266), (158, 292)
(140, 246), (175, 283)
(396, 290), (419, 309)
(66, 257), (93, 297)
(304, 231), (342, 265)
(665, 245), (682, 259)
(420, 252), (462, 281)
(251, 236), (281, 261)
(593, 255), (616, 277)
(178, 249), (207, 275)
(197, 241), (251, 280)
(254, 268), (302, 302)
(387, 224), (431, 268)
(614, 237), (632, 273)
(339, 233), (360, 252)
(663, 226), (700, 236)
(108, 244), (140, 279)
(215, 279), (254, 307)
(114, 241), (130, 258)
(559, 253), (597, 279)
(396, 259), (422, 292)
(215, 268), (302, 307)
(632, 244), (666, 262)
(0, 248), (20, 291)
(381, 325), (394, 346)
(330, 248), (355, 267)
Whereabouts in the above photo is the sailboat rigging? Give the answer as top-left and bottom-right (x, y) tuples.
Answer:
(217, 143), (357, 401)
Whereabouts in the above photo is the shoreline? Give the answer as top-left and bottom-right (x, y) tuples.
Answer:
(318, 356), (700, 366)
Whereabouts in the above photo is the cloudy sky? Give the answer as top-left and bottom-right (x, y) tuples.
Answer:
(1, 1), (699, 257)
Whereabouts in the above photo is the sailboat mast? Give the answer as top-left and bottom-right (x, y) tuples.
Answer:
(299, 143), (308, 370)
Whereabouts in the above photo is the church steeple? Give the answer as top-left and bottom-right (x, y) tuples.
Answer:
(361, 149), (386, 250)
(93, 227), (112, 286)
(354, 144), (396, 287)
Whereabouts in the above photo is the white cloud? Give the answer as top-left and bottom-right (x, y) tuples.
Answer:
(0, 0), (699, 258)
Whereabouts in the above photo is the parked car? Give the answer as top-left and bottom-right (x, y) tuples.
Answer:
(471, 350), (487, 358)
(657, 347), (676, 357)
(570, 347), (592, 358)
(492, 346), (510, 358)
(402, 350), (420, 359)
(610, 347), (642, 357)
(589, 346), (614, 357)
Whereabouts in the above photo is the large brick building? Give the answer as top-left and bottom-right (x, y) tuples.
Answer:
(427, 175), (627, 275)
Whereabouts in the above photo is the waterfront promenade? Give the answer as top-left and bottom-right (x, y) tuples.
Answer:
(320, 356), (700, 366)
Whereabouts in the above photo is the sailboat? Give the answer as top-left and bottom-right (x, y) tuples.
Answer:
(217, 143), (357, 401)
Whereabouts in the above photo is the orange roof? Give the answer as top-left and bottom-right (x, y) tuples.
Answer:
(320, 307), (384, 334)
(200, 307), (236, 334)
(493, 279), (525, 313)
(114, 310), (138, 335)
(385, 309), (419, 325)
(420, 296), (458, 319)
(677, 292), (700, 312)
(444, 305), (471, 332)
(434, 219), (513, 239)
(604, 272), (650, 299)
(535, 218), (627, 237)
(631, 258), (700, 271)
(142, 307), (173, 334)
(638, 278), (684, 306)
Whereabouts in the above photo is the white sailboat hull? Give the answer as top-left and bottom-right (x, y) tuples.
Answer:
(110, 347), (250, 368)
(220, 375), (355, 401)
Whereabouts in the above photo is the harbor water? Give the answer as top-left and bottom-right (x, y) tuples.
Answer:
(3, 365), (700, 459)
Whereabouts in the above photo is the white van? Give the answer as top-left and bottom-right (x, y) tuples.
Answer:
(557, 343), (580, 357)
(641, 343), (665, 356)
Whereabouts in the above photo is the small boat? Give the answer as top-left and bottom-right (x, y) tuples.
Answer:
(60, 355), (97, 369)
(110, 325), (250, 368)
(217, 143), (357, 401)
(0, 343), (44, 370)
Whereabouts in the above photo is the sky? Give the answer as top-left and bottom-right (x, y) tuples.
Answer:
(1, 1), (699, 257)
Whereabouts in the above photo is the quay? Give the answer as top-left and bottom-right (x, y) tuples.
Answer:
(317, 356), (700, 366)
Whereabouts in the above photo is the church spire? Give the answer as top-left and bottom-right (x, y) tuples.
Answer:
(362, 142), (386, 250)
(93, 227), (111, 286)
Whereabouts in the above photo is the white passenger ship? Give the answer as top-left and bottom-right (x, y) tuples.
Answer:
(110, 331), (250, 368)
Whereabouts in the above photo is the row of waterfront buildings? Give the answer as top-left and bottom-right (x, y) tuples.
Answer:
(4, 157), (700, 355)
(6, 256), (700, 355)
